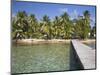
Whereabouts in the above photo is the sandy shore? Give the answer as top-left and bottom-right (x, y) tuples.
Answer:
(12, 39), (71, 45)
(80, 39), (96, 43)
(12, 39), (96, 45)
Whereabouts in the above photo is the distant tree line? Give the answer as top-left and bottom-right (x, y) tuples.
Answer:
(12, 10), (96, 40)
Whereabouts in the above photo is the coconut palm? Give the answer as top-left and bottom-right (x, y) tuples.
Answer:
(53, 16), (61, 39)
(12, 11), (28, 39)
(74, 10), (91, 39)
(28, 14), (39, 38)
(41, 15), (51, 39)
(60, 12), (73, 39)
(83, 10), (91, 39)
(12, 10), (92, 40)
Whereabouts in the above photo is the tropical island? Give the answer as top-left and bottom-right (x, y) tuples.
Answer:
(12, 10), (96, 44)
(11, 1), (96, 74)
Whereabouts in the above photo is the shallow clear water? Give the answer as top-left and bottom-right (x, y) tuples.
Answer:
(84, 42), (96, 49)
(11, 43), (70, 73)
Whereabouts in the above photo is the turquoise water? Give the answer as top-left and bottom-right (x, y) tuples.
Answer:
(11, 43), (70, 74)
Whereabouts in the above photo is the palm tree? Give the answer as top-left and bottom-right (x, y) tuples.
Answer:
(53, 16), (61, 39)
(83, 10), (91, 39)
(60, 12), (72, 39)
(74, 18), (84, 39)
(12, 11), (28, 39)
(41, 15), (51, 39)
(74, 10), (91, 39)
(12, 10), (92, 40)
(90, 25), (96, 39)
(28, 14), (38, 38)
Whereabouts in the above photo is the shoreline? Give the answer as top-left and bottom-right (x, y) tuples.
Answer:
(12, 39), (71, 45)
(80, 39), (96, 43)
(12, 39), (96, 45)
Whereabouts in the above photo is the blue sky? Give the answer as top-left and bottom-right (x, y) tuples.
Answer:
(12, 1), (96, 27)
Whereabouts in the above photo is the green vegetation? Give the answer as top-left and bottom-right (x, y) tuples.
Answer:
(90, 25), (96, 39)
(12, 10), (96, 40)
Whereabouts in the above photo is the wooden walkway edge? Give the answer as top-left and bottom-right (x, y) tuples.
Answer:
(71, 40), (96, 69)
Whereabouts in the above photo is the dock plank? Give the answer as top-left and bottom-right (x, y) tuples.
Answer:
(71, 40), (96, 69)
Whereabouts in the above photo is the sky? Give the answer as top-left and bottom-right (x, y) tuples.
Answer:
(12, 0), (96, 27)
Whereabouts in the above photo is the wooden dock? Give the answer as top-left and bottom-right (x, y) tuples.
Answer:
(71, 40), (96, 69)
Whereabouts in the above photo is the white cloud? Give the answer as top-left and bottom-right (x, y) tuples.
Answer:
(59, 8), (68, 13)
(90, 16), (95, 22)
(58, 8), (79, 20)
(12, 13), (15, 18)
(73, 9), (78, 18)
(90, 16), (96, 27)
(70, 9), (78, 20)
